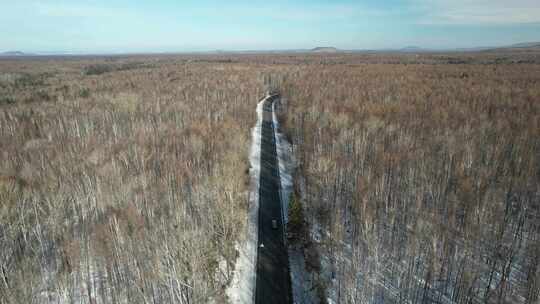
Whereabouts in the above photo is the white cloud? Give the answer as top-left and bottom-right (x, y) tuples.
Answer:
(257, 4), (397, 22)
(33, 2), (138, 19)
(177, 3), (401, 23)
(415, 0), (540, 24)
(35, 3), (106, 17)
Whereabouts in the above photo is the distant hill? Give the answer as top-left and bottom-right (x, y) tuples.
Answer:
(507, 42), (540, 48)
(484, 42), (540, 52)
(311, 47), (339, 53)
(0, 51), (30, 56)
(399, 46), (426, 52)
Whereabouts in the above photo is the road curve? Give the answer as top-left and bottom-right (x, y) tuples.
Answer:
(255, 95), (292, 304)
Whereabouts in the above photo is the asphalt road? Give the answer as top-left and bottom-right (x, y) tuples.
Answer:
(255, 95), (292, 304)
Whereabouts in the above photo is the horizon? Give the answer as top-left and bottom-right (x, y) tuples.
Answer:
(2, 41), (540, 56)
(1, 0), (540, 54)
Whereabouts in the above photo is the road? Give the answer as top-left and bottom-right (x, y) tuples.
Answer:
(255, 95), (292, 304)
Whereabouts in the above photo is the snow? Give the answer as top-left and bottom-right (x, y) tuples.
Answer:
(288, 246), (320, 304)
(226, 97), (265, 304)
(272, 98), (319, 304)
(271, 100), (294, 227)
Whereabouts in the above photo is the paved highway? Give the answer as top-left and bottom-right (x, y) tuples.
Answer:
(255, 95), (292, 304)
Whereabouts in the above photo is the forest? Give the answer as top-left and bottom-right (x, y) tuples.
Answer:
(1, 52), (539, 303)
(280, 60), (540, 303)
(0, 56), (269, 303)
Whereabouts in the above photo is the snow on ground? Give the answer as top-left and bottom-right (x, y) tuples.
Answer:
(226, 97), (265, 304)
(273, 98), (318, 304)
(288, 246), (320, 304)
(271, 99), (293, 226)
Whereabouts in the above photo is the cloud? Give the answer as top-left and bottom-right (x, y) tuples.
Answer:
(257, 4), (397, 22)
(181, 2), (402, 23)
(33, 2), (136, 19)
(415, 0), (540, 24)
(35, 3), (106, 17)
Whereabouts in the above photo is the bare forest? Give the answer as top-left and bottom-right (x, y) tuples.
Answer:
(280, 58), (540, 303)
(1, 52), (539, 303)
(0, 56), (272, 303)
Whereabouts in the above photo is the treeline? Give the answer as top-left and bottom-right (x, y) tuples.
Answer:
(0, 60), (268, 303)
(281, 63), (540, 303)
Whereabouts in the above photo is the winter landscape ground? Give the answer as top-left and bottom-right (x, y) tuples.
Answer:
(1, 50), (539, 304)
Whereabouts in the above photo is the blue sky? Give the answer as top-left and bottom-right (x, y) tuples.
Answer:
(1, 0), (540, 53)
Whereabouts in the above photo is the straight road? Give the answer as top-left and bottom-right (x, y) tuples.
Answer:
(255, 95), (292, 304)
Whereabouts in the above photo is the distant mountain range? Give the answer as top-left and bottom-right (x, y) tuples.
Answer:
(506, 42), (540, 48)
(373, 42), (540, 53)
(310, 42), (540, 54)
(488, 42), (540, 52)
(2, 42), (539, 57)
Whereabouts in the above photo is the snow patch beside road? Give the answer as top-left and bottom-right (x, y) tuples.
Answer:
(272, 98), (318, 304)
(271, 100), (293, 226)
(226, 98), (265, 304)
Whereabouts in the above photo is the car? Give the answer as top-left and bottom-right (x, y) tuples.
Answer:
(272, 219), (278, 229)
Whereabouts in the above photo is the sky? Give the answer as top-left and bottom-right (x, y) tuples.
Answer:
(1, 0), (540, 53)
